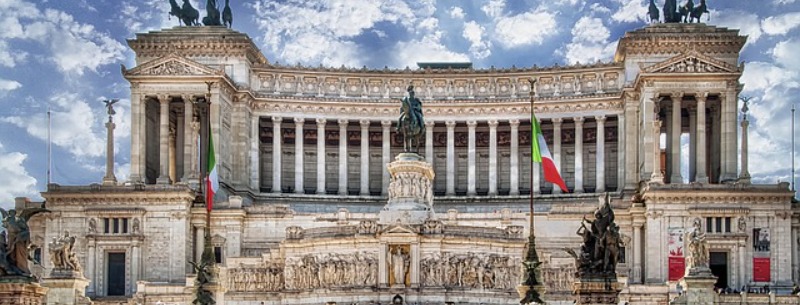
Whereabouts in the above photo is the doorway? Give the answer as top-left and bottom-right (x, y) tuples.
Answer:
(709, 251), (728, 289)
(107, 252), (126, 296)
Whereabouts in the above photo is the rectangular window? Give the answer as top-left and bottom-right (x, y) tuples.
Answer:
(104, 218), (110, 234)
(122, 218), (129, 234)
(214, 246), (223, 264)
(706, 217), (713, 233)
(113, 218), (119, 234)
(715, 217), (722, 233)
(725, 217), (731, 233)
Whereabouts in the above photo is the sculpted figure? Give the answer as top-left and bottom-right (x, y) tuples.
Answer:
(685, 219), (710, 272)
(390, 247), (408, 286)
(88, 218), (97, 234)
(0, 206), (49, 276)
(396, 85), (426, 152)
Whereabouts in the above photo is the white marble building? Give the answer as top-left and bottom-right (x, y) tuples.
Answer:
(25, 23), (800, 305)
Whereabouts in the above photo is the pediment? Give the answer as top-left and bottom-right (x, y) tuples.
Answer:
(643, 51), (740, 74)
(123, 54), (223, 77)
(380, 223), (418, 235)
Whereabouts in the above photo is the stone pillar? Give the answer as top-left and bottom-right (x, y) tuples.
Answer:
(317, 119), (327, 194)
(633, 223), (643, 283)
(467, 120), (477, 196)
(102, 108), (117, 186)
(724, 86), (739, 181)
(168, 130), (176, 183)
(250, 115), (260, 191)
(696, 94), (709, 183)
(678, 275), (717, 305)
(574, 117), (585, 193)
(272, 117), (283, 193)
(425, 121), (434, 164)
(338, 119), (349, 195)
(183, 98), (195, 182)
(382, 120), (392, 196)
(379, 153), (434, 224)
(157, 96), (171, 184)
(131, 242), (141, 292)
(446, 120), (456, 196)
(792, 227), (798, 283)
(740, 116), (750, 183)
(689, 106), (697, 182)
(738, 241), (746, 286)
(129, 91), (143, 183)
(86, 240), (96, 295)
(0, 282), (47, 305)
(617, 113), (626, 191)
(553, 118), (563, 194)
(509, 119), (520, 195)
(595, 115), (606, 193)
(488, 119), (499, 196)
(670, 93), (683, 183)
(651, 118), (664, 184)
(294, 118), (305, 194)
(195, 226), (205, 263)
(572, 280), (622, 305)
(175, 105), (185, 182)
(360, 119), (371, 195)
(410, 243), (420, 288)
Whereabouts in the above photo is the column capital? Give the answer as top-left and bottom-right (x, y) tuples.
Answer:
(552, 117), (563, 124)
(337, 119), (349, 126)
(466, 120), (478, 127)
(670, 92), (684, 101)
(316, 118), (327, 126)
(294, 117), (305, 125)
(424, 121), (435, 128)
(382, 120), (393, 127)
(595, 115), (606, 123)
(272, 116), (283, 123)
(695, 92), (708, 103)
(159, 95), (171, 103)
(445, 120), (457, 128)
(574, 116), (585, 124)
(508, 119), (520, 127)
(487, 120), (499, 127)
(359, 119), (371, 127)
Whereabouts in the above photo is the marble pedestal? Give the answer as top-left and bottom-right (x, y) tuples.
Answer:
(572, 276), (622, 305)
(379, 153), (435, 225)
(0, 278), (48, 305)
(673, 269), (717, 305)
(41, 271), (91, 305)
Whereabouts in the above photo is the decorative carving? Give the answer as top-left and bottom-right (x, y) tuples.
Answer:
(284, 252), (377, 290)
(645, 51), (739, 74)
(684, 218), (712, 277)
(422, 219), (443, 234)
(419, 252), (521, 290)
(132, 218), (140, 234)
(285, 226), (304, 240)
(356, 220), (378, 235)
(389, 245), (410, 287)
(48, 231), (82, 274)
(88, 218), (97, 234)
(738, 217), (746, 232)
(504, 225), (524, 239)
(566, 193), (622, 278)
(227, 262), (284, 292)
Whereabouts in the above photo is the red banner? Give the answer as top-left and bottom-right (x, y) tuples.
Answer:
(669, 257), (686, 281)
(668, 228), (685, 281)
(753, 257), (770, 282)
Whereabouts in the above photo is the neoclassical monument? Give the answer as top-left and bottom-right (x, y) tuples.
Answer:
(23, 22), (798, 305)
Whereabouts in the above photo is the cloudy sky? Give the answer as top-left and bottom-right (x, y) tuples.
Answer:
(0, 0), (798, 206)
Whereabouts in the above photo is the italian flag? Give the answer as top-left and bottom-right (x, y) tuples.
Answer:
(206, 130), (219, 211)
(532, 114), (568, 193)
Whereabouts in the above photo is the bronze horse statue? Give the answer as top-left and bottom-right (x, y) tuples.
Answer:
(648, 0), (660, 23)
(663, 0), (679, 23)
(202, 0), (222, 26)
(179, 0), (200, 26)
(690, 0), (710, 23)
(397, 85), (425, 153)
(679, 0), (694, 23)
(222, 0), (233, 28)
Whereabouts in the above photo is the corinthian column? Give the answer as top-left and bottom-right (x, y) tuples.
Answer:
(595, 115), (606, 193)
(294, 118), (305, 194)
(157, 95), (171, 184)
(696, 94), (709, 183)
(509, 119), (520, 196)
(382, 120), (392, 196)
(670, 93), (683, 183)
(183, 97), (195, 182)
(338, 119), (349, 195)
(360, 119), (370, 196)
(467, 120), (477, 196)
(552, 118), (563, 194)
(446, 120), (456, 196)
(574, 117), (584, 193)
(425, 121), (434, 163)
(488, 120), (499, 196)
(651, 118), (664, 184)
(316, 119), (327, 194)
(272, 117), (283, 193)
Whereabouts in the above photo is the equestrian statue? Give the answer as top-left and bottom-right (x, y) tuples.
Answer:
(397, 85), (426, 154)
(168, 0), (233, 28)
(660, 0), (710, 23)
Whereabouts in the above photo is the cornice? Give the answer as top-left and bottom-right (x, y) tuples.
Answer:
(127, 26), (267, 65)
(642, 184), (793, 205)
(43, 184), (196, 206)
(253, 61), (622, 76)
(615, 23), (746, 61)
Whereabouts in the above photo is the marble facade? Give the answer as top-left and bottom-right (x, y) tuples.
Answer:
(21, 23), (800, 305)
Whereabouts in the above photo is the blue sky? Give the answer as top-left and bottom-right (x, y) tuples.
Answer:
(0, 0), (798, 206)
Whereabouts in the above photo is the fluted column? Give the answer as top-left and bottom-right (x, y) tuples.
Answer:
(316, 118), (327, 194)
(696, 94), (709, 183)
(157, 96), (171, 184)
(595, 115), (606, 192)
(633, 223), (643, 283)
(467, 120), (477, 196)
(651, 117), (664, 184)
(129, 91), (143, 183)
(382, 120), (392, 196)
(294, 118), (305, 194)
(552, 118), (563, 194)
(574, 117), (584, 193)
(338, 119), (349, 195)
(446, 120), (456, 196)
(670, 93), (683, 183)
(617, 113), (626, 191)
(182, 97), (195, 182)
(689, 106), (697, 182)
(740, 112), (751, 183)
(509, 119), (520, 195)
(360, 119), (370, 195)
(168, 129), (176, 183)
(272, 117), (283, 193)
(488, 120), (499, 196)
(425, 121), (434, 163)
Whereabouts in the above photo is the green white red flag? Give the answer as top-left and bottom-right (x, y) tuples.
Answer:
(531, 114), (568, 193)
(206, 129), (218, 211)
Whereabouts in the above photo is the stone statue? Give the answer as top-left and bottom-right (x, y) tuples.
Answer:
(648, 0), (660, 23)
(48, 231), (82, 273)
(566, 193), (621, 278)
(0, 206), (49, 277)
(88, 218), (97, 234)
(397, 85), (426, 153)
(390, 247), (408, 286)
(222, 0), (232, 28)
(103, 99), (119, 116)
(132, 218), (140, 234)
(685, 219), (710, 275)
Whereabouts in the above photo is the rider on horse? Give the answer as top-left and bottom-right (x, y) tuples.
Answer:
(397, 85), (425, 153)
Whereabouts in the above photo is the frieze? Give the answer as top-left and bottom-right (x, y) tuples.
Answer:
(123, 54), (225, 77)
(227, 261), (285, 292)
(419, 252), (521, 290)
(283, 252), (378, 290)
(643, 51), (740, 74)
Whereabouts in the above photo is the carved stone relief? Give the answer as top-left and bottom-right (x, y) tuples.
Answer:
(419, 252), (521, 290)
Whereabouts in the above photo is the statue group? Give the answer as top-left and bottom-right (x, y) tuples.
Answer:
(566, 193), (623, 278)
(397, 85), (426, 153)
(685, 218), (711, 276)
(0, 207), (48, 278)
(649, 0), (709, 24)
(49, 231), (82, 273)
(169, 0), (233, 27)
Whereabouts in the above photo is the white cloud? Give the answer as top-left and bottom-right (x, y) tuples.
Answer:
(740, 61), (798, 92)
(774, 0), (797, 4)
(771, 39), (800, 70)
(493, 9), (558, 48)
(761, 12), (800, 36)
(481, 0), (506, 19)
(611, 0), (647, 23)
(0, 78), (21, 92)
(463, 21), (492, 59)
(0, 142), (39, 207)
(450, 6), (465, 19)
(392, 33), (469, 68)
(712, 10), (762, 45)
(589, 3), (611, 14)
(563, 17), (616, 64)
(0, 41), (28, 67)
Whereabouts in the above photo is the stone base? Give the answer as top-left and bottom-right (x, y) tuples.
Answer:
(676, 274), (717, 305)
(379, 210), (432, 225)
(573, 277), (622, 305)
(41, 275), (91, 305)
(0, 279), (48, 305)
(379, 153), (435, 225)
